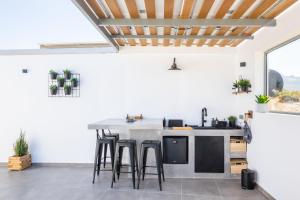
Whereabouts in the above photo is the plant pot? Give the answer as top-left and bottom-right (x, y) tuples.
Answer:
(256, 103), (269, 113)
(229, 121), (236, 128)
(50, 73), (57, 80)
(8, 154), (31, 171)
(50, 88), (58, 95)
(241, 87), (249, 93)
(71, 80), (78, 87)
(64, 72), (71, 80)
(64, 87), (72, 95)
(57, 79), (65, 87)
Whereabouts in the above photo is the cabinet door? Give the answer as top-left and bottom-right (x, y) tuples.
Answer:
(195, 136), (224, 173)
(163, 136), (188, 164)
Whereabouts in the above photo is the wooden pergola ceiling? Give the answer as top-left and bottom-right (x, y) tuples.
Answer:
(73, 0), (297, 51)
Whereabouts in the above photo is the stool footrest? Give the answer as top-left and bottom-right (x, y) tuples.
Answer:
(143, 172), (159, 175)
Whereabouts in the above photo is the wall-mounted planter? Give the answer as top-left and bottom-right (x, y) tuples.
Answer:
(57, 77), (65, 87)
(63, 69), (72, 80)
(50, 85), (58, 95)
(64, 85), (72, 95)
(71, 78), (78, 87)
(49, 70), (58, 80)
(48, 72), (80, 97)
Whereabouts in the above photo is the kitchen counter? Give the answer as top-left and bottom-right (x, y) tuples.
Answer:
(88, 119), (245, 179)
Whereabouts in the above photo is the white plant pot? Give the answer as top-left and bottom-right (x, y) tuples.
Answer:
(256, 103), (269, 113)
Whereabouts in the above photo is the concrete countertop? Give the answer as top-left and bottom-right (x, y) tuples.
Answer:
(88, 118), (163, 130)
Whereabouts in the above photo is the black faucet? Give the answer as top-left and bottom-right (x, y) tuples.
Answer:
(201, 107), (207, 127)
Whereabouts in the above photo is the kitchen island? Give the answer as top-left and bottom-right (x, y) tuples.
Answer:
(88, 119), (245, 179)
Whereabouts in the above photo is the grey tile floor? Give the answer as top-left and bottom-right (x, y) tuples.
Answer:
(0, 166), (267, 200)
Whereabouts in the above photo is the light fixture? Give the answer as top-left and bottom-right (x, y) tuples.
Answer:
(168, 58), (182, 70)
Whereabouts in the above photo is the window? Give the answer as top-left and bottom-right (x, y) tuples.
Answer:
(266, 35), (300, 114)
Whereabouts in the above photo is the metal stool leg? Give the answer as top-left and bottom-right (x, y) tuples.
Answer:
(129, 144), (136, 189)
(137, 144), (145, 189)
(159, 144), (165, 181)
(109, 141), (115, 168)
(142, 147), (148, 180)
(103, 143), (108, 168)
(155, 147), (162, 191)
(117, 146), (124, 180)
(92, 140), (100, 184)
(111, 143), (119, 188)
(97, 143), (103, 176)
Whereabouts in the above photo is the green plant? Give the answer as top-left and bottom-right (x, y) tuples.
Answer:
(232, 81), (239, 89)
(64, 85), (72, 95)
(228, 116), (237, 123)
(57, 77), (65, 87)
(49, 70), (58, 80)
(63, 69), (71, 80)
(238, 79), (251, 88)
(13, 131), (29, 157)
(50, 85), (58, 95)
(255, 95), (270, 104)
(71, 78), (78, 87)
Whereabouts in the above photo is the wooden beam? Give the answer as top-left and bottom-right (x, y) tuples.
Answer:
(208, 0), (255, 47)
(186, 0), (215, 46)
(175, 0), (196, 46)
(231, 0), (297, 47)
(163, 0), (175, 46)
(197, 0), (235, 46)
(225, 0), (277, 47)
(86, 0), (124, 46)
(124, 0), (147, 46)
(105, 0), (136, 46)
(264, 0), (297, 19)
(144, 0), (158, 46)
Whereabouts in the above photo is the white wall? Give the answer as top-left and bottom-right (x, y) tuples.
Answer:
(0, 48), (238, 163)
(237, 2), (300, 199)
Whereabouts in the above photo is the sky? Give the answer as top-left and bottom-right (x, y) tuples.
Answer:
(0, 0), (105, 49)
(267, 38), (300, 77)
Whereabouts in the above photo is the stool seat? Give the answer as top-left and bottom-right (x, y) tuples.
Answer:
(118, 139), (136, 143)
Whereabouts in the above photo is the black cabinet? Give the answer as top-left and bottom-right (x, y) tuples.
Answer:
(195, 136), (224, 173)
(163, 136), (188, 164)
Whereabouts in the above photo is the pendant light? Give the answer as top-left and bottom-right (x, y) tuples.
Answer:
(168, 58), (182, 70)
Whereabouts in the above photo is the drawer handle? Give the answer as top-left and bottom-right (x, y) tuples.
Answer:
(172, 140), (177, 144)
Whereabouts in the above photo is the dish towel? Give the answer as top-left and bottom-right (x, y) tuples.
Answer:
(243, 121), (252, 144)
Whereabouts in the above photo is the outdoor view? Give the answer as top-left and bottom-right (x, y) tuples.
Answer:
(267, 37), (300, 114)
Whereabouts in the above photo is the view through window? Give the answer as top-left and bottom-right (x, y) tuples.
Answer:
(266, 36), (300, 114)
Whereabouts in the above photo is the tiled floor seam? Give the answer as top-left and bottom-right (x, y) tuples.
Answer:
(214, 179), (224, 200)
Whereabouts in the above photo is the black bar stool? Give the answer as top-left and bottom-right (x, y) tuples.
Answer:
(111, 139), (139, 189)
(102, 129), (119, 168)
(92, 136), (115, 184)
(137, 140), (165, 191)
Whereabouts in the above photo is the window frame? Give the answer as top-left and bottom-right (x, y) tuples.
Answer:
(264, 34), (300, 115)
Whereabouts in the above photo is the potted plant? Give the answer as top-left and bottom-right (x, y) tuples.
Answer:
(64, 85), (72, 95)
(71, 77), (78, 87)
(232, 81), (239, 93)
(255, 95), (270, 113)
(228, 116), (237, 128)
(8, 132), (31, 171)
(57, 77), (65, 87)
(49, 70), (58, 80)
(63, 69), (72, 80)
(238, 79), (251, 92)
(49, 85), (58, 95)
